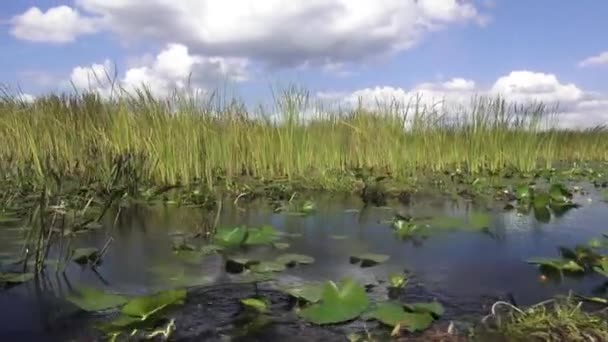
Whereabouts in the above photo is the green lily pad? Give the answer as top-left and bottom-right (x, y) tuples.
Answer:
(121, 289), (186, 320)
(515, 185), (533, 200)
(404, 301), (445, 317)
(298, 278), (370, 325)
(66, 287), (128, 312)
(533, 193), (551, 209)
(282, 283), (324, 303)
(549, 183), (572, 203)
(526, 257), (584, 273)
(0, 272), (34, 285)
(275, 253), (315, 266)
(241, 298), (269, 313)
(388, 273), (408, 288)
(214, 227), (247, 247)
(365, 302), (434, 332)
(249, 261), (286, 273)
(71, 247), (100, 265)
(245, 225), (280, 245)
(350, 253), (390, 267)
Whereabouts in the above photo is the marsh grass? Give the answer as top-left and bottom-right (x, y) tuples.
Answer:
(0, 85), (607, 192)
(481, 298), (608, 341)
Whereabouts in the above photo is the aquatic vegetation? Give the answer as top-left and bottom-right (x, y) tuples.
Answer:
(388, 273), (408, 289)
(213, 225), (280, 248)
(249, 261), (287, 273)
(349, 253), (390, 267)
(281, 282), (324, 303)
(364, 301), (443, 332)
(526, 258), (585, 273)
(241, 298), (269, 313)
(593, 259), (608, 277)
(510, 183), (580, 223)
(275, 253), (315, 266)
(66, 286), (128, 312)
(481, 297), (608, 341)
(297, 278), (370, 325)
(0, 272), (34, 288)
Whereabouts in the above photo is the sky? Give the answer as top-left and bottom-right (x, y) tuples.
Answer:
(1, 0), (607, 128)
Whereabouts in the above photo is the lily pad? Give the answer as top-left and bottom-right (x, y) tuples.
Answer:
(350, 253), (390, 267)
(0, 272), (34, 285)
(533, 205), (551, 223)
(66, 287), (128, 312)
(298, 278), (370, 325)
(225, 257), (258, 274)
(275, 253), (315, 267)
(300, 200), (317, 214)
(245, 225), (280, 245)
(388, 273), (408, 289)
(549, 183), (572, 203)
(526, 257), (584, 273)
(515, 185), (533, 201)
(200, 244), (223, 255)
(121, 288), (187, 320)
(469, 212), (491, 230)
(214, 227), (247, 247)
(282, 283), (324, 303)
(403, 301), (445, 317)
(249, 261), (286, 273)
(365, 302), (434, 332)
(241, 298), (269, 313)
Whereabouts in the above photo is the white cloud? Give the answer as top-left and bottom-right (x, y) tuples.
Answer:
(491, 71), (583, 104)
(10, 6), (100, 43)
(317, 71), (607, 128)
(69, 43), (249, 97)
(12, 1), (486, 68)
(578, 51), (608, 68)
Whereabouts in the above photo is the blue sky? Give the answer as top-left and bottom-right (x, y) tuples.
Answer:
(1, 1), (607, 127)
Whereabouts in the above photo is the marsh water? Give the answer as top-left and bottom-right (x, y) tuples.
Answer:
(1, 186), (608, 340)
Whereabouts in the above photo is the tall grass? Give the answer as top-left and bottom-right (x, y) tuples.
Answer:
(0, 85), (607, 191)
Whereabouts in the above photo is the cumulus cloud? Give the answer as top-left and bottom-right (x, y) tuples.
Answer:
(317, 71), (607, 128)
(12, 0), (486, 67)
(578, 51), (608, 68)
(10, 6), (100, 43)
(69, 43), (249, 97)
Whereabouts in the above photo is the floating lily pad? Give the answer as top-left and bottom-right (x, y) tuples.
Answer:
(300, 200), (317, 214)
(249, 261), (286, 273)
(533, 206), (551, 223)
(0, 272), (34, 285)
(549, 183), (572, 203)
(275, 253), (315, 267)
(365, 302), (434, 332)
(121, 288), (187, 320)
(66, 287), (128, 312)
(350, 253), (390, 267)
(241, 298), (269, 313)
(214, 227), (247, 247)
(298, 278), (370, 325)
(526, 257), (584, 273)
(282, 283), (324, 303)
(98, 289), (186, 333)
(403, 301), (445, 317)
(149, 266), (214, 287)
(245, 225), (280, 245)
(388, 273), (408, 289)
(515, 185), (533, 200)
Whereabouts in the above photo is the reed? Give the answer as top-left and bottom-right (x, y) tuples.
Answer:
(0, 85), (606, 191)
